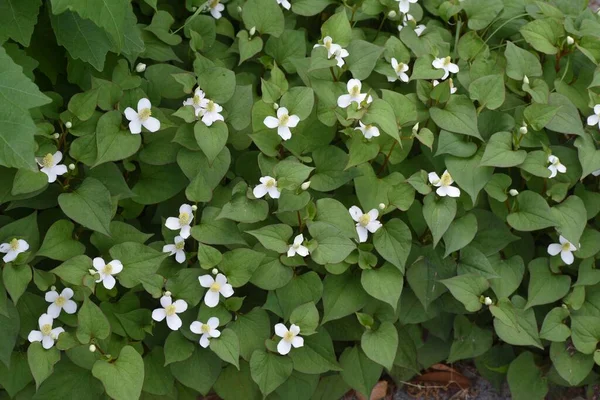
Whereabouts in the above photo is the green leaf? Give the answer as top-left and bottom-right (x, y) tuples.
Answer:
(507, 191), (557, 231)
(539, 307), (571, 342)
(0, 300), (19, 367)
(33, 358), (104, 399)
(422, 193), (457, 247)
(446, 147), (494, 204)
(430, 95), (481, 139)
(320, 11), (351, 46)
(443, 213), (477, 257)
(247, 224), (293, 253)
(142, 347), (173, 396)
(360, 321), (398, 370)
(550, 195), (587, 246)
(448, 315), (493, 362)
(550, 341), (594, 386)
(0, 352), (32, 397)
(0, 0), (42, 46)
(50, 255), (94, 288)
(76, 297), (110, 343)
(27, 342), (60, 389)
(469, 75), (505, 110)
(441, 274), (489, 312)
(3, 264), (31, 304)
(339, 346), (382, 398)
(290, 328), (341, 374)
(58, 177), (112, 236)
(276, 272), (323, 320)
(219, 248), (266, 287)
(230, 308), (271, 361)
(36, 220), (86, 261)
(280, 87), (314, 120)
(250, 350), (293, 396)
(373, 219), (411, 273)
(360, 263), (403, 311)
(322, 271), (368, 324)
(308, 222), (356, 265)
(238, 30), (264, 64)
(109, 242), (168, 288)
(520, 19), (561, 55)
(544, 93), (585, 136)
(164, 330), (194, 366)
(289, 302), (319, 335)
(242, 0), (284, 37)
(210, 328), (240, 369)
(505, 41), (543, 80)
(94, 110), (141, 166)
(461, 0), (503, 30)
(214, 362), (262, 400)
(132, 163), (188, 205)
(507, 352), (548, 400)
(92, 346), (144, 400)
(194, 121), (229, 163)
(525, 258), (571, 309)
(311, 145), (360, 192)
(457, 245), (498, 279)
(345, 40), (385, 80)
(489, 255), (525, 299)
(361, 99), (399, 141)
(170, 347), (222, 394)
(480, 132), (527, 167)
(11, 169), (47, 196)
(492, 297), (543, 349)
(574, 133), (600, 179)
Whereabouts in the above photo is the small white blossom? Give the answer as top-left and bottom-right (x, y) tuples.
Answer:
(397, 13), (426, 36)
(165, 204), (194, 239)
(388, 58), (409, 83)
(124, 98), (160, 134)
(0, 238), (29, 263)
(190, 317), (221, 347)
(65, 121), (72, 129)
(337, 79), (372, 109)
(301, 181), (311, 190)
(89, 344), (97, 352)
(349, 206), (382, 243)
(263, 107), (300, 140)
(566, 36), (575, 45)
(183, 87), (209, 117)
(201, 100), (224, 126)
(275, 323), (304, 355)
(484, 297), (493, 306)
(433, 78), (457, 94)
(287, 234), (309, 257)
(587, 104), (600, 129)
(135, 63), (147, 73)
(523, 75), (530, 85)
(509, 189), (519, 197)
(277, 0), (291, 9)
(333, 47), (349, 68)
(163, 236), (186, 264)
(199, 273), (234, 307)
(313, 36), (342, 58)
(209, 0), (225, 18)
(547, 155), (566, 178)
(355, 121), (380, 139)
(92, 257), (123, 290)
(412, 122), (419, 134)
(36, 151), (68, 183)
(45, 288), (77, 318)
(397, 0), (418, 13)
(428, 170), (461, 197)
(152, 295), (188, 330)
(519, 122), (528, 134)
(28, 313), (64, 349)
(547, 235), (577, 265)
(253, 176), (281, 199)
(432, 56), (459, 81)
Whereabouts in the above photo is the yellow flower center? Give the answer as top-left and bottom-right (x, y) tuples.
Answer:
(284, 331), (295, 342)
(42, 153), (54, 168)
(206, 101), (215, 112)
(324, 40), (331, 49)
(443, 56), (452, 66)
(175, 241), (185, 250)
(193, 94), (201, 106)
(179, 212), (191, 226)
(210, 282), (221, 292)
(552, 159), (560, 166)
(293, 243), (300, 249)
(395, 62), (405, 73)
(359, 214), (371, 227)
(55, 296), (66, 307)
(440, 172), (453, 186)
(201, 324), (211, 333)
(103, 264), (113, 275)
(350, 85), (360, 96)
(165, 304), (177, 316)
(9, 238), (19, 251)
(561, 242), (572, 252)
(41, 324), (52, 336)
(280, 114), (289, 125)
(139, 108), (152, 121)
(265, 179), (276, 188)
(210, 0), (219, 8)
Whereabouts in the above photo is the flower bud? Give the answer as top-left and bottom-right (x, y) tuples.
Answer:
(53, 133), (60, 139)
(51, 285), (56, 291)
(378, 203), (386, 210)
(523, 75), (529, 85)
(484, 297), (493, 306)
(273, 103), (279, 110)
(212, 268), (219, 275)
(412, 122), (419, 134)
(301, 181), (311, 190)
(519, 122), (528, 135)
(164, 291), (172, 297)
(566, 36), (575, 45)
(135, 63), (146, 73)
(191, 205), (198, 211)
(388, 10), (397, 18)
(65, 121), (72, 129)
(509, 189), (519, 197)
(191, 6), (198, 11)
(68, 163), (75, 171)
(89, 269), (98, 275)
(237, 6), (243, 13)
(89, 344), (96, 352)
(249, 27), (256, 36)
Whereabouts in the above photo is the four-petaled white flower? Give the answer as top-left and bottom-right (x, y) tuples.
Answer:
(355, 121), (380, 139)
(199, 273), (234, 307)
(337, 79), (373, 109)
(124, 98), (161, 134)
(349, 206), (383, 243)
(397, 13), (426, 36)
(263, 107), (300, 140)
(183, 87), (209, 117)
(287, 234), (309, 257)
(547, 155), (566, 178)
(201, 100), (224, 126)
(277, 0), (291, 10)
(433, 78), (457, 94)
(165, 204), (194, 239)
(314, 36), (341, 58)
(388, 58), (410, 83)
(163, 236), (186, 264)
(152, 295), (188, 330)
(274, 323), (304, 355)
(253, 176), (281, 199)
(432, 56), (459, 81)
(28, 313), (64, 349)
(36, 151), (68, 183)
(0, 238), (29, 263)
(92, 257), (123, 290)
(547, 235), (577, 265)
(209, 0), (225, 19)
(428, 170), (461, 197)
(45, 288), (77, 318)
(190, 317), (221, 348)
(397, 0), (418, 13)
(586, 104), (600, 129)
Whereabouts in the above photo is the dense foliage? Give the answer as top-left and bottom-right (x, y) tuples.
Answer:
(1, 0), (600, 399)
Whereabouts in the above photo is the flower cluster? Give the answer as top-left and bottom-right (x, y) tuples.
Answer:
(163, 204), (196, 264)
(183, 87), (224, 126)
(313, 36), (349, 68)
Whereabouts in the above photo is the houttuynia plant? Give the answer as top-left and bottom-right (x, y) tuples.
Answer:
(0, 0), (599, 399)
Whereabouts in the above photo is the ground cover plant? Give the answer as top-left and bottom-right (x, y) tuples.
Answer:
(0, 0), (600, 399)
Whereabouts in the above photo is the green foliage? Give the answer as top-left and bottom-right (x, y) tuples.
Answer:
(0, 0), (599, 399)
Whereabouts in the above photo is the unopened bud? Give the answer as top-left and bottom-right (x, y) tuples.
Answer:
(65, 121), (72, 129)
(192, 6), (198, 11)
(212, 268), (219, 275)
(301, 181), (311, 190)
(412, 122), (419, 134)
(68, 163), (75, 171)
(249, 27), (256, 36)
(566, 36), (575, 46)
(237, 6), (242, 13)
(523, 75), (529, 85)
(89, 269), (98, 275)
(164, 291), (172, 297)
(378, 203), (386, 210)
(191, 205), (198, 211)
(135, 63), (146, 73)
(519, 122), (528, 135)
(509, 189), (519, 197)
(53, 133), (60, 139)
(51, 286), (57, 291)
(89, 344), (96, 352)
(388, 10), (397, 18)
(484, 297), (493, 306)
(273, 103), (279, 110)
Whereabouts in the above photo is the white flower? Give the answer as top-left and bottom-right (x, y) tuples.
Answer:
(36, 151), (68, 183)
(0, 238), (29, 263)
(301, 181), (311, 190)
(135, 63), (146, 73)
(547, 155), (566, 178)
(355, 121), (380, 139)
(163, 236), (186, 264)
(397, 13), (426, 36)
(337, 79), (373, 109)
(397, 0), (418, 13)
(201, 100), (224, 126)
(287, 234), (309, 257)
(92, 257), (123, 290)
(165, 204), (194, 239)
(428, 170), (461, 197)
(484, 297), (493, 306)
(547, 235), (577, 265)
(253, 176), (281, 199)
(183, 87), (209, 117)
(432, 56), (459, 80)
(567, 36), (575, 45)
(593, 169), (600, 177)
(587, 104), (600, 129)
(65, 121), (72, 129)
(388, 58), (409, 83)
(313, 36), (342, 58)
(349, 206), (382, 243)
(519, 122), (528, 134)
(152, 295), (188, 331)
(198, 273), (234, 307)
(89, 344), (96, 352)
(190, 317), (221, 347)
(274, 323), (304, 355)
(276, 0), (291, 10)
(433, 78), (457, 94)
(263, 107), (300, 141)
(28, 313), (64, 349)
(45, 288), (77, 318)
(509, 189), (519, 196)
(124, 98), (161, 134)
(333, 47), (349, 68)
(209, 0), (225, 19)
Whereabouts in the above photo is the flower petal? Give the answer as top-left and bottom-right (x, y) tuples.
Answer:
(287, 115), (300, 128)
(337, 94), (352, 108)
(200, 334), (210, 348)
(137, 98), (152, 111)
(47, 303), (61, 319)
(143, 117), (161, 132)
(174, 299), (188, 313)
(124, 107), (137, 121)
(45, 290), (59, 303)
(93, 257), (105, 270)
(103, 274), (116, 290)
(547, 243), (562, 256)
(207, 317), (220, 329)
(160, 296), (172, 308)
(129, 119), (142, 134)
(277, 125), (292, 140)
(190, 321), (203, 334)
(349, 206), (363, 222)
(220, 284), (234, 298)
(274, 323), (288, 337)
(152, 308), (167, 322)
(175, 250), (186, 263)
(63, 300), (77, 314)
(204, 290), (220, 308)
(561, 250), (574, 265)
(253, 184), (268, 198)
(264, 116), (280, 129)
(445, 186), (461, 198)
(291, 336), (304, 348)
(277, 339), (292, 355)
(199, 274), (214, 288)
(289, 324), (300, 335)
(110, 260), (123, 274)
(356, 226), (368, 243)
(42, 336), (55, 349)
(28, 330), (43, 343)
(166, 314), (183, 330)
